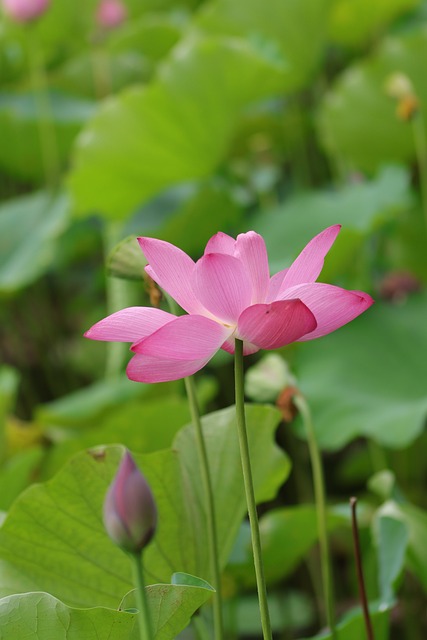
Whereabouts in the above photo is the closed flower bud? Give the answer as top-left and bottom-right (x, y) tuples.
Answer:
(96, 0), (127, 29)
(104, 450), (157, 553)
(2, 0), (50, 22)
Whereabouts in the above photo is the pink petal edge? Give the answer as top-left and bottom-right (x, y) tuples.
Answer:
(237, 299), (317, 350)
(278, 225), (341, 293)
(193, 253), (253, 325)
(84, 307), (175, 342)
(235, 231), (270, 304)
(280, 283), (374, 340)
(138, 237), (205, 315)
(131, 314), (233, 360)
(127, 353), (213, 383)
(204, 232), (236, 255)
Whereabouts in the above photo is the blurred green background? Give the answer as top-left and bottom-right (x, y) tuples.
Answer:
(1, 0), (427, 638)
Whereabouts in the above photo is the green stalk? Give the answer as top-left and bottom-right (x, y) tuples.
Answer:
(130, 552), (153, 640)
(234, 339), (272, 640)
(184, 377), (224, 640)
(293, 393), (337, 639)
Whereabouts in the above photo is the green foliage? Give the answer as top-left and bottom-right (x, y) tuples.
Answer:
(375, 515), (408, 604)
(318, 27), (427, 172)
(197, 0), (329, 93)
(0, 191), (69, 294)
(295, 293), (427, 449)
(377, 500), (427, 593)
(328, 0), (420, 48)
(227, 506), (347, 587)
(69, 37), (285, 219)
(0, 579), (214, 640)
(300, 602), (391, 639)
(0, 93), (93, 183)
(251, 166), (411, 275)
(2, 0), (427, 636)
(0, 406), (288, 606)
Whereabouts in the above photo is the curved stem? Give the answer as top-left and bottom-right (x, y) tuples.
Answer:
(184, 377), (224, 640)
(293, 393), (337, 639)
(234, 339), (272, 640)
(131, 551), (153, 640)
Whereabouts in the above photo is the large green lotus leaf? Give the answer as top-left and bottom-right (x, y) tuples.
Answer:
(227, 506), (347, 587)
(41, 398), (191, 479)
(301, 602), (390, 639)
(122, 574), (214, 640)
(0, 92), (94, 183)
(328, 0), (420, 48)
(0, 581), (214, 640)
(196, 0), (329, 93)
(69, 36), (285, 220)
(0, 405), (288, 607)
(377, 500), (427, 593)
(0, 191), (70, 295)
(0, 592), (135, 640)
(251, 166), (411, 274)
(317, 28), (427, 172)
(143, 405), (289, 586)
(295, 293), (427, 450)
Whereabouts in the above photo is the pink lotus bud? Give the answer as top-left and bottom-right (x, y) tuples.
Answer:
(96, 0), (127, 29)
(104, 450), (157, 553)
(2, 0), (50, 22)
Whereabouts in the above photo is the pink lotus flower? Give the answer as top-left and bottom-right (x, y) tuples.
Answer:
(104, 450), (157, 553)
(85, 226), (373, 383)
(2, 0), (50, 22)
(96, 0), (127, 29)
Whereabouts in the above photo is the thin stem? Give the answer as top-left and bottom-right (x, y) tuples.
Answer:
(350, 497), (374, 640)
(130, 552), (153, 640)
(412, 112), (427, 232)
(184, 376), (224, 640)
(234, 339), (272, 640)
(26, 29), (59, 189)
(293, 393), (337, 639)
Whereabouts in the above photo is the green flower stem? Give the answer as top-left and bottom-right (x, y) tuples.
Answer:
(130, 551), (153, 640)
(293, 392), (337, 639)
(234, 339), (272, 640)
(184, 377), (224, 640)
(26, 29), (59, 189)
